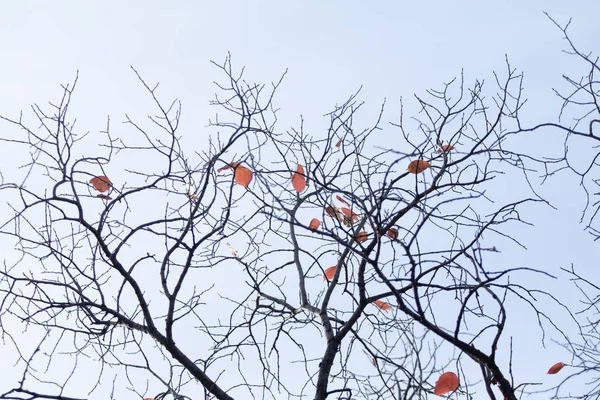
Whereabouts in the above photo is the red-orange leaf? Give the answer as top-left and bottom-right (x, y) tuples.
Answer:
(336, 195), (351, 207)
(547, 362), (565, 374)
(340, 207), (359, 223)
(356, 231), (369, 243)
(434, 372), (459, 396)
(387, 228), (398, 240)
(234, 165), (253, 187)
(324, 266), (337, 281)
(407, 160), (431, 174)
(96, 194), (113, 201)
(90, 176), (111, 192)
(292, 164), (306, 192)
(309, 218), (321, 231)
(437, 144), (455, 153)
(374, 300), (392, 312)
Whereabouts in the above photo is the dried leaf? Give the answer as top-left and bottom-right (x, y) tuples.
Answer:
(547, 362), (565, 375)
(340, 208), (359, 223)
(96, 194), (113, 201)
(324, 266), (337, 281)
(438, 144), (455, 153)
(186, 183), (198, 201)
(234, 165), (253, 187)
(336, 195), (351, 207)
(309, 218), (321, 231)
(226, 242), (238, 257)
(407, 160), (431, 174)
(434, 371), (459, 396)
(335, 138), (343, 148)
(374, 300), (392, 312)
(387, 228), (398, 239)
(292, 164), (306, 192)
(356, 231), (369, 243)
(90, 176), (111, 192)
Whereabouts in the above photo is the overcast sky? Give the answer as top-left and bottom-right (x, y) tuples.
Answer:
(0, 2), (599, 399)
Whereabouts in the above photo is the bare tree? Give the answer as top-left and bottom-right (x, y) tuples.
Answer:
(521, 15), (600, 400)
(0, 47), (582, 400)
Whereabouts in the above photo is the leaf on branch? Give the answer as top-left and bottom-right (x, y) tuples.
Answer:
(387, 228), (398, 239)
(434, 371), (459, 396)
(374, 300), (392, 312)
(186, 183), (198, 201)
(340, 207), (359, 224)
(437, 144), (455, 153)
(325, 205), (351, 227)
(336, 195), (351, 207)
(218, 162), (253, 187)
(335, 138), (343, 148)
(407, 160), (431, 174)
(90, 175), (111, 192)
(96, 194), (113, 201)
(324, 266), (337, 281)
(292, 164), (306, 192)
(547, 362), (565, 374)
(356, 231), (369, 243)
(309, 218), (321, 231)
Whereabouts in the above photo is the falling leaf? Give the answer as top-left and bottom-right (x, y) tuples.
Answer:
(309, 218), (321, 231)
(437, 144), (455, 153)
(335, 138), (343, 148)
(292, 164), (307, 192)
(356, 231), (369, 243)
(374, 300), (392, 312)
(96, 194), (113, 201)
(234, 165), (253, 187)
(324, 266), (337, 281)
(336, 195), (351, 207)
(90, 176), (111, 192)
(387, 228), (398, 240)
(547, 362), (565, 375)
(434, 372), (459, 396)
(226, 242), (239, 257)
(407, 160), (431, 174)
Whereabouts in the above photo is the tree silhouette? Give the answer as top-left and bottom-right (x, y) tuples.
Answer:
(0, 20), (596, 400)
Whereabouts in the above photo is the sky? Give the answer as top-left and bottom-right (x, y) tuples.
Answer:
(0, 1), (599, 399)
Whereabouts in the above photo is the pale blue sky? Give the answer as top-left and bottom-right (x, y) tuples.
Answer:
(0, 1), (599, 399)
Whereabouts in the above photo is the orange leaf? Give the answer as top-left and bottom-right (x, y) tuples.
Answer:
(309, 218), (321, 231)
(547, 362), (565, 374)
(407, 160), (431, 174)
(387, 228), (398, 240)
(374, 300), (392, 312)
(437, 144), (455, 153)
(336, 195), (351, 207)
(90, 176), (111, 192)
(434, 372), (459, 396)
(340, 207), (359, 222)
(292, 164), (306, 192)
(234, 165), (253, 187)
(356, 231), (368, 243)
(335, 138), (343, 148)
(96, 194), (113, 201)
(324, 266), (337, 281)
